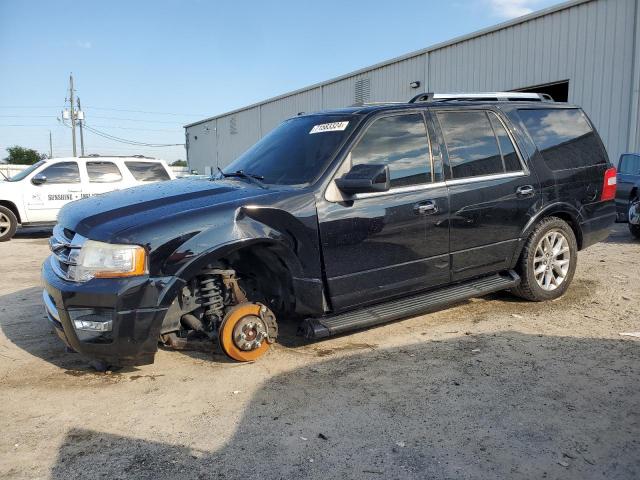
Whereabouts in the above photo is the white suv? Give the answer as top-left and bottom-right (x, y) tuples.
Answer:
(0, 156), (175, 241)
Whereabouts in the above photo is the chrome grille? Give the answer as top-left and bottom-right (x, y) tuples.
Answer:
(49, 225), (86, 280)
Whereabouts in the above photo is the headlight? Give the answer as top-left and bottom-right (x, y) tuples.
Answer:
(70, 240), (147, 281)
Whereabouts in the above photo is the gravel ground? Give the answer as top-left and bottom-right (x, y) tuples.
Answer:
(0, 224), (639, 479)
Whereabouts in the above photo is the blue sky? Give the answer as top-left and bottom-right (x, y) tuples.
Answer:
(0, 0), (561, 162)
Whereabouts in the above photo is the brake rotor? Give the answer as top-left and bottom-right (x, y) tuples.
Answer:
(218, 303), (276, 362)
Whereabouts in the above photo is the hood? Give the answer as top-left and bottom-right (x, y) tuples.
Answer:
(58, 177), (283, 241)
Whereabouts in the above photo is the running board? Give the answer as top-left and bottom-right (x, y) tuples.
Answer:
(300, 271), (520, 340)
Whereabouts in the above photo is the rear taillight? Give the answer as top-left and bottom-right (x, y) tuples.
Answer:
(601, 167), (617, 201)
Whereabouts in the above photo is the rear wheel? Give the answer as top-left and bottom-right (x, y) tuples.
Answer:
(512, 217), (578, 301)
(628, 197), (640, 239)
(0, 206), (18, 242)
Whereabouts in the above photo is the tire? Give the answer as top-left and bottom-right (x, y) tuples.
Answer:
(512, 216), (578, 302)
(628, 197), (640, 240)
(0, 206), (18, 242)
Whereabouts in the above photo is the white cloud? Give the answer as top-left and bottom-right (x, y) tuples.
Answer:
(487, 0), (536, 19)
(76, 40), (92, 49)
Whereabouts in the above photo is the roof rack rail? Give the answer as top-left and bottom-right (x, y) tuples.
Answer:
(408, 92), (553, 103)
(353, 101), (406, 106)
(79, 154), (157, 159)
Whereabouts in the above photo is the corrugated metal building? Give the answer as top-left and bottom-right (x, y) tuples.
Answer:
(184, 0), (640, 173)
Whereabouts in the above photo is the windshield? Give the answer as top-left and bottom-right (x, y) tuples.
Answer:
(6, 160), (47, 182)
(220, 115), (356, 185)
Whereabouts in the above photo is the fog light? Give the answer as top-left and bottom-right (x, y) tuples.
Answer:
(69, 308), (114, 342)
(73, 318), (112, 331)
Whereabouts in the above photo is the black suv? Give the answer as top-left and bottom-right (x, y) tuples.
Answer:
(42, 92), (617, 367)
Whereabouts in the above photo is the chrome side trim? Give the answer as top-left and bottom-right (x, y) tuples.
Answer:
(353, 181), (447, 200)
(42, 289), (60, 322)
(445, 171), (527, 186)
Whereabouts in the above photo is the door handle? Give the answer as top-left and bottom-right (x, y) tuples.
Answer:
(414, 201), (438, 215)
(516, 185), (535, 197)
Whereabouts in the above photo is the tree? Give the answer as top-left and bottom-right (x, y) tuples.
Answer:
(4, 146), (47, 165)
(170, 159), (187, 167)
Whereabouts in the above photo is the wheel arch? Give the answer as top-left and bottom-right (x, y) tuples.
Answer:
(512, 204), (584, 266)
(158, 237), (303, 315)
(0, 200), (21, 223)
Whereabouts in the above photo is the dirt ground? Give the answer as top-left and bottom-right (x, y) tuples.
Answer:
(0, 224), (638, 480)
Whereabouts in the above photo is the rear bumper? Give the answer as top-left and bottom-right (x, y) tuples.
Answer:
(41, 256), (171, 366)
(579, 203), (616, 249)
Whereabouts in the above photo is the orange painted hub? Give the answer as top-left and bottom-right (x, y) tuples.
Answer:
(219, 303), (271, 362)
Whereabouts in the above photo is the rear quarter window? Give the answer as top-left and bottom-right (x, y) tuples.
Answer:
(125, 162), (170, 181)
(518, 108), (607, 171)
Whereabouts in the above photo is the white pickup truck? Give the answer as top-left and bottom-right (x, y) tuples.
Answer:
(0, 156), (175, 241)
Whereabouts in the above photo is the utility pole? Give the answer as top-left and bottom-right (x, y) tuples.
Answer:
(68, 74), (77, 157)
(77, 97), (85, 156)
(49, 131), (53, 158)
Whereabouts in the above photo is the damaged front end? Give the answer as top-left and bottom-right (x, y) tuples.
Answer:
(159, 267), (278, 362)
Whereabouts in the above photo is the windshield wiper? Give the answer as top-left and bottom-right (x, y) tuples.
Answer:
(217, 167), (267, 189)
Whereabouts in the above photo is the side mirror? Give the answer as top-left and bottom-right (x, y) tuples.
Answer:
(31, 173), (47, 185)
(335, 164), (390, 195)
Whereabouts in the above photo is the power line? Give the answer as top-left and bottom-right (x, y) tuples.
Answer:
(0, 115), (56, 118)
(0, 122), (180, 132)
(84, 124), (180, 132)
(83, 123), (184, 147)
(0, 124), (56, 127)
(83, 106), (206, 117)
(0, 113), (186, 124)
(0, 105), (206, 116)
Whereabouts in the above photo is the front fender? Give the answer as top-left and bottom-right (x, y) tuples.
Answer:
(156, 202), (324, 312)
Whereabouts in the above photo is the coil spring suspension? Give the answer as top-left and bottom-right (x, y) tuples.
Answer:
(199, 269), (224, 321)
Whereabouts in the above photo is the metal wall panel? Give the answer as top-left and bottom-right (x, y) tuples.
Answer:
(427, 0), (637, 164)
(260, 88), (323, 134)
(215, 107), (261, 169)
(186, 120), (216, 174)
(322, 76), (360, 109)
(187, 0), (638, 172)
(366, 55), (427, 102)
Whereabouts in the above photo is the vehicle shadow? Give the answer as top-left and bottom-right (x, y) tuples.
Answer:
(0, 286), (99, 372)
(603, 223), (638, 246)
(48, 332), (640, 480)
(0, 286), (307, 371)
(14, 226), (52, 239)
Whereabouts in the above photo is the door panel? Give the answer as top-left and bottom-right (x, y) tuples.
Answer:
(24, 161), (82, 223)
(317, 186), (450, 311)
(432, 108), (540, 281)
(447, 175), (539, 279)
(616, 155), (640, 220)
(318, 111), (450, 311)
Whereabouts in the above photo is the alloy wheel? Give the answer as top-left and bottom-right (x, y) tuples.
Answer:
(0, 212), (11, 235)
(533, 230), (571, 291)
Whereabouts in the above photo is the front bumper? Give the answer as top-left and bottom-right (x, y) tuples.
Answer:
(41, 256), (173, 366)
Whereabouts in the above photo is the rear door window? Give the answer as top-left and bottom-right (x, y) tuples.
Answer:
(488, 112), (522, 172)
(518, 108), (606, 170)
(87, 161), (122, 183)
(436, 111), (504, 179)
(40, 162), (80, 184)
(351, 113), (432, 188)
(619, 154), (640, 175)
(125, 162), (170, 181)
